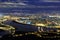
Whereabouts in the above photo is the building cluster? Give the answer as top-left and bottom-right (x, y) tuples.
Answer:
(1, 15), (60, 27)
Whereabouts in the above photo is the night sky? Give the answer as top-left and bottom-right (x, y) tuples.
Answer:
(0, 0), (60, 14)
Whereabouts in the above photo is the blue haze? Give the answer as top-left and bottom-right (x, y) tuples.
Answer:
(0, 0), (60, 14)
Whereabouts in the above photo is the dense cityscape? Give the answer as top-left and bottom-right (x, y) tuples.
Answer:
(0, 14), (60, 39)
(0, 0), (60, 39)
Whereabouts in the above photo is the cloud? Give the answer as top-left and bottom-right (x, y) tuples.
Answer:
(0, 2), (27, 5)
(18, 2), (27, 5)
(40, 0), (60, 2)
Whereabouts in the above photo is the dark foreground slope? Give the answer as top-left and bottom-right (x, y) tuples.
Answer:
(0, 34), (60, 40)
